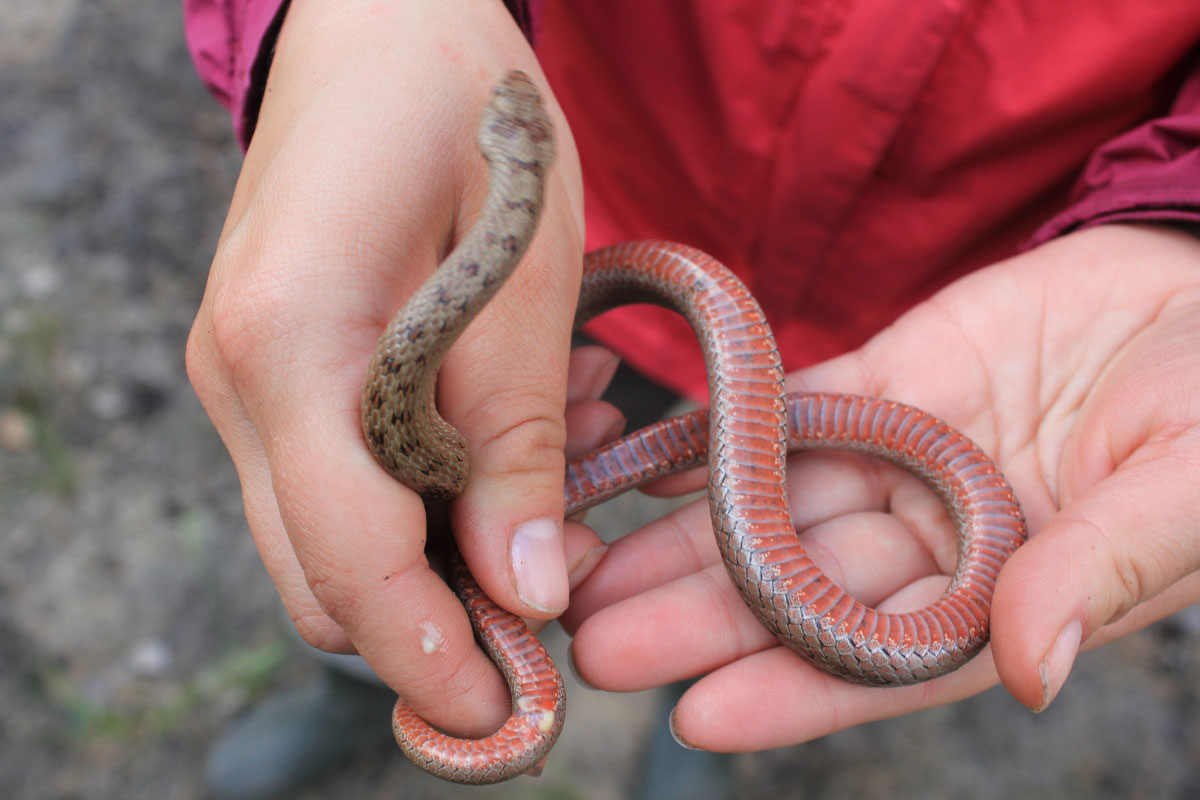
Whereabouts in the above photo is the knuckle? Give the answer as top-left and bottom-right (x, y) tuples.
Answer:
(1101, 549), (1145, 622)
(307, 555), (433, 643)
(402, 641), (480, 703)
(1093, 521), (1167, 625)
(206, 258), (303, 391)
(207, 285), (275, 383)
(290, 611), (348, 652)
(471, 390), (567, 479)
(305, 565), (369, 633)
(183, 321), (216, 399)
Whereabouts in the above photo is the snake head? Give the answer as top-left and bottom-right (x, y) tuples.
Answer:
(478, 71), (556, 177)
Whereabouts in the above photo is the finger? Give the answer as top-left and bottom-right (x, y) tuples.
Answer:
(569, 512), (943, 689)
(187, 308), (352, 651)
(566, 345), (620, 403)
(564, 344), (625, 459)
(521, 520), (608, 635)
(564, 446), (951, 630)
(638, 466), (707, 498)
(564, 520), (609, 589)
(669, 643), (998, 752)
(564, 400), (626, 461)
(561, 499), (715, 632)
(993, 301), (1200, 711)
(569, 564), (777, 690)
(1081, 569), (1200, 649)
(262, 387), (514, 736)
(991, 427), (1200, 712)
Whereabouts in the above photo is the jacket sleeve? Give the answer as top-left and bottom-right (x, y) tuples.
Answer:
(183, 0), (538, 152)
(1031, 51), (1200, 243)
(183, 0), (292, 150)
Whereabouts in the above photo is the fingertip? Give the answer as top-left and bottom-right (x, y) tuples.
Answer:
(371, 586), (513, 737)
(454, 464), (575, 622)
(1033, 618), (1082, 712)
(563, 520), (607, 589)
(558, 528), (605, 637)
(448, 376), (573, 620)
(260, 425), (517, 734)
(564, 639), (597, 690)
(566, 345), (620, 402)
(668, 706), (702, 750)
(564, 399), (626, 459)
(990, 527), (1089, 711)
(287, 602), (356, 654)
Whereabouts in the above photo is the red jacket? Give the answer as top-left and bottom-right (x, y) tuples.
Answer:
(186, 0), (1200, 400)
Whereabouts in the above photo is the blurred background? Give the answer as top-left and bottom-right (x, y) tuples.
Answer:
(1, 2), (1197, 798)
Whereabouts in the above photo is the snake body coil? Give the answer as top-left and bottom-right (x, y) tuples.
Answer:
(362, 72), (1026, 784)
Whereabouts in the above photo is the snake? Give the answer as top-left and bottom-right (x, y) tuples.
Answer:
(361, 71), (1027, 784)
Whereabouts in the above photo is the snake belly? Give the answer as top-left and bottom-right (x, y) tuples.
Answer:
(361, 72), (1027, 784)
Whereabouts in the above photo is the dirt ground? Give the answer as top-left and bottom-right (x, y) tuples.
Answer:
(1, 3), (1198, 799)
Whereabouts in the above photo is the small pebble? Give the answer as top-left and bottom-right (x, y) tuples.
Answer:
(21, 264), (61, 298)
(0, 407), (35, 451)
(88, 384), (127, 420)
(129, 639), (172, 677)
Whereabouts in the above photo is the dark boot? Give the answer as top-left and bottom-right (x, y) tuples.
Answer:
(204, 668), (396, 799)
(633, 681), (737, 800)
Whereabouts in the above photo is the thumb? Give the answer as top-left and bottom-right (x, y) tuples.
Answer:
(439, 192), (584, 620)
(991, 426), (1200, 711)
(992, 300), (1200, 711)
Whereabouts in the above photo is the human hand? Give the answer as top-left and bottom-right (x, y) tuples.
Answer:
(563, 223), (1200, 750)
(186, 0), (612, 737)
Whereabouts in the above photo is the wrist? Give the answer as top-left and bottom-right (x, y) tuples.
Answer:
(227, 0), (545, 233)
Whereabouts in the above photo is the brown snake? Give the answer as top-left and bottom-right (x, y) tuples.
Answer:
(361, 72), (1027, 784)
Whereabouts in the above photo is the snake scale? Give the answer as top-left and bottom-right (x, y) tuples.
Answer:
(361, 71), (1027, 784)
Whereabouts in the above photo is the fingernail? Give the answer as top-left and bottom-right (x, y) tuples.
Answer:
(1035, 619), (1082, 712)
(565, 640), (596, 690)
(511, 518), (568, 613)
(668, 707), (701, 750)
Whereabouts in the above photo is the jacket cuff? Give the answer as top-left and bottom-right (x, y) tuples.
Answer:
(1030, 59), (1200, 244)
(184, 0), (291, 151)
(187, 1), (538, 153)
